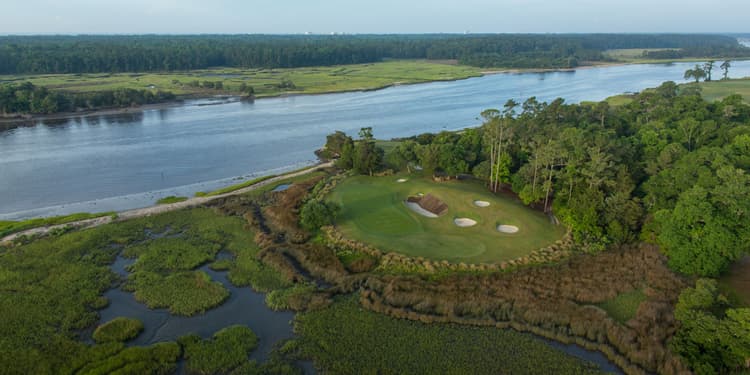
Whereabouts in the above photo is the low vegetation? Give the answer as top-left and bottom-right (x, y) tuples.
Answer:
(0, 211), (114, 237)
(92, 317), (144, 343)
(155, 196), (188, 204)
(203, 175), (278, 196)
(292, 296), (604, 374)
(596, 289), (647, 324)
(178, 325), (259, 375)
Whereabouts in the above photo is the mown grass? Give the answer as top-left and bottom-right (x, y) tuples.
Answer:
(327, 174), (564, 263)
(696, 78), (750, 102)
(0, 60), (482, 98)
(292, 296), (603, 374)
(596, 289), (647, 324)
(156, 196), (188, 204)
(0, 211), (115, 237)
(92, 317), (144, 343)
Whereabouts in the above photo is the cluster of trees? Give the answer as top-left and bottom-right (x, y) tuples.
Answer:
(325, 127), (384, 176)
(186, 80), (224, 90)
(644, 45), (750, 60)
(671, 279), (750, 374)
(0, 34), (746, 74)
(683, 60), (732, 82)
(328, 80), (750, 277)
(0, 82), (175, 115)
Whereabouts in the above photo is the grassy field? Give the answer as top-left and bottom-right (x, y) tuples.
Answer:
(0, 60), (482, 98)
(292, 296), (604, 374)
(327, 174), (564, 263)
(596, 289), (647, 324)
(696, 78), (750, 102)
(0, 211), (115, 238)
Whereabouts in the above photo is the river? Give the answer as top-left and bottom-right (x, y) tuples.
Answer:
(2, 60), (750, 220)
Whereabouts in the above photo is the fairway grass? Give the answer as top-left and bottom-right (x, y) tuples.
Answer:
(697, 78), (750, 102)
(0, 60), (482, 99)
(327, 175), (565, 263)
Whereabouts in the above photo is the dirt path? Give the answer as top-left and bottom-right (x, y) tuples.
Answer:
(1, 162), (333, 244)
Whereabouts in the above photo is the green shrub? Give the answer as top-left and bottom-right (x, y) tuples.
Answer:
(156, 196), (188, 204)
(92, 317), (144, 343)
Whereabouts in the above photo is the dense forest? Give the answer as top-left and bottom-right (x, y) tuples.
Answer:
(327, 83), (750, 373)
(0, 34), (747, 73)
(0, 82), (175, 115)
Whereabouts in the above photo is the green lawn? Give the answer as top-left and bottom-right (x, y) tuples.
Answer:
(327, 174), (565, 263)
(0, 60), (481, 98)
(697, 78), (750, 102)
(596, 289), (647, 324)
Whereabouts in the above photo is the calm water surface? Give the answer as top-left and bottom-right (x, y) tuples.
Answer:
(2, 61), (750, 219)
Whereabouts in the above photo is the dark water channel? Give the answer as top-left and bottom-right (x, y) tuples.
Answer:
(100, 255), (298, 364)
(99, 253), (622, 374)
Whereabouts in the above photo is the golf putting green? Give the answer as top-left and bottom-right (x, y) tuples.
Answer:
(327, 175), (565, 263)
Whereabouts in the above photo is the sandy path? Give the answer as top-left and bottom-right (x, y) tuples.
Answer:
(1, 162), (333, 244)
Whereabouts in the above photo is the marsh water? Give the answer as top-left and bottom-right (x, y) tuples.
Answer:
(101, 254), (621, 374)
(2, 60), (750, 220)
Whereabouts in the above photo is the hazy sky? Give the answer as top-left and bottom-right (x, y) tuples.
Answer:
(1, 0), (748, 34)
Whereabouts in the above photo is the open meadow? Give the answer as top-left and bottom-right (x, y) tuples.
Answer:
(0, 60), (481, 98)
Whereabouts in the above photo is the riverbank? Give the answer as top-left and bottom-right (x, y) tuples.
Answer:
(4, 57), (740, 124)
(0, 161), (333, 244)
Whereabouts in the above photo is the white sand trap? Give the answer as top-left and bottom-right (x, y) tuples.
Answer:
(397, 178), (408, 183)
(405, 201), (438, 218)
(454, 218), (478, 227)
(497, 225), (519, 234)
(473, 200), (490, 207)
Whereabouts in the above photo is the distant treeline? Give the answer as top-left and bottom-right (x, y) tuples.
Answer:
(643, 45), (750, 60)
(0, 82), (175, 115)
(0, 34), (747, 73)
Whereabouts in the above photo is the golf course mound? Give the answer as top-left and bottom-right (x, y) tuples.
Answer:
(473, 200), (490, 207)
(497, 225), (520, 234)
(328, 175), (565, 263)
(454, 218), (477, 227)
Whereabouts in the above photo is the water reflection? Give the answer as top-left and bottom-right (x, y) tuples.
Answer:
(2, 60), (750, 219)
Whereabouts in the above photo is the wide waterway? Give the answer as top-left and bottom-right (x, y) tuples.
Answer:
(2, 60), (750, 220)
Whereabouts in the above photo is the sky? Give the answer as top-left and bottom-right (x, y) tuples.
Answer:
(1, 0), (748, 35)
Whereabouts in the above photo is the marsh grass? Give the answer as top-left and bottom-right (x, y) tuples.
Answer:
(292, 296), (603, 374)
(596, 289), (647, 324)
(92, 317), (144, 343)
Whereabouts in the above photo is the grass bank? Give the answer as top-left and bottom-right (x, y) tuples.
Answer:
(0, 211), (114, 237)
(0, 60), (482, 99)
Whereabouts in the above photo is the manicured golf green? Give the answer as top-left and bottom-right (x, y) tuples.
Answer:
(327, 175), (565, 263)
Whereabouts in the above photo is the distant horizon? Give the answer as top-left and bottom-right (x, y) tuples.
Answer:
(1, 32), (749, 37)
(2, 0), (749, 35)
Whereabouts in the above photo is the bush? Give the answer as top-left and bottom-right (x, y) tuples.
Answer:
(93, 317), (144, 343)
(299, 200), (340, 231)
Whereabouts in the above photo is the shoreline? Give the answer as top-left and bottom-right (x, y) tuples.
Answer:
(1, 58), (730, 125)
(0, 161), (334, 244)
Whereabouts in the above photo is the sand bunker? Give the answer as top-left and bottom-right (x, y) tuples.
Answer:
(473, 200), (490, 207)
(397, 178), (408, 183)
(497, 225), (519, 234)
(405, 201), (439, 218)
(454, 218), (477, 227)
